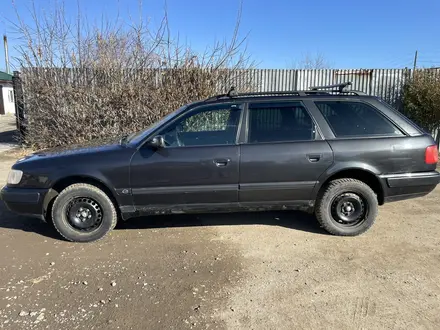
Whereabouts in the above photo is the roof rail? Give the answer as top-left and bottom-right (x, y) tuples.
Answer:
(227, 86), (237, 97)
(310, 82), (352, 92)
(309, 82), (367, 95)
(204, 82), (367, 101)
(204, 86), (237, 102)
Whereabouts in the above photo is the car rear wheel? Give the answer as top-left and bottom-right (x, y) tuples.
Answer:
(315, 178), (378, 236)
(51, 183), (117, 242)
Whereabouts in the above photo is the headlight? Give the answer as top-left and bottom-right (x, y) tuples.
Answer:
(7, 170), (23, 185)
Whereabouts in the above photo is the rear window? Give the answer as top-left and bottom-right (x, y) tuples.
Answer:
(315, 101), (404, 138)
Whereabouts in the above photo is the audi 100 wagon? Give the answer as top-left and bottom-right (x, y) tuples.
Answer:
(2, 82), (439, 242)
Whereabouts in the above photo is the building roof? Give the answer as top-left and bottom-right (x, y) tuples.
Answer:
(0, 71), (12, 81)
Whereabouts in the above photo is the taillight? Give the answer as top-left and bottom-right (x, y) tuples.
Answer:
(425, 145), (439, 164)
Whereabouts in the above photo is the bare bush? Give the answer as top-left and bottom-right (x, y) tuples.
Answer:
(292, 52), (332, 69)
(12, 1), (254, 149)
(403, 69), (440, 140)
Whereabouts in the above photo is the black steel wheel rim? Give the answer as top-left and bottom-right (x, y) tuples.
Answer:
(331, 192), (366, 227)
(66, 197), (103, 232)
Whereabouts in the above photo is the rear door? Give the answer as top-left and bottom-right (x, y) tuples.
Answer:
(239, 100), (334, 205)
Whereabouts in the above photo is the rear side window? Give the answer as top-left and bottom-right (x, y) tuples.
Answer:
(315, 101), (404, 138)
(248, 102), (315, 143)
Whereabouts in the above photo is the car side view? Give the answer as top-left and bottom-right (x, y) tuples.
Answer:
(1, 82), (439, 242)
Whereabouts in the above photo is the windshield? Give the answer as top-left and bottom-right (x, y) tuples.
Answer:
(127, 105), (188, 145)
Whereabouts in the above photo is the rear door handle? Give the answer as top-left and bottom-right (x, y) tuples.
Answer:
(213, 158), (230, 167)
(307, 154), (321, 163)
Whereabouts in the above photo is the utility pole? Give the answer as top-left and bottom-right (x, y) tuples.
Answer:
(3, 35), (10, 74)
(413, 50), (418, 72)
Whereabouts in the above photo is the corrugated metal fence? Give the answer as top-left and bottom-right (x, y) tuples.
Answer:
(227, 68), (413, 110)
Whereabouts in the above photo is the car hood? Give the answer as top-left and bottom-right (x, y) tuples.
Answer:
(19, 137), (124, 162)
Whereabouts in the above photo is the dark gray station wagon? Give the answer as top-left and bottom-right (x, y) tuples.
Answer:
(1, 83), (439, 242)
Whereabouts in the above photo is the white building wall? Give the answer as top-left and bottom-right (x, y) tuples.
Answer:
(2, 86), (15, 114)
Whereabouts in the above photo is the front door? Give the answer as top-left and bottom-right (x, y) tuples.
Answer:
(130, 103), (243, 213)
(239, 101), (333, 205)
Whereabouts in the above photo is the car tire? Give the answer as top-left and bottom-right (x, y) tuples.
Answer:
(51, 183), (117, 242)
(315, 178), (378, 236)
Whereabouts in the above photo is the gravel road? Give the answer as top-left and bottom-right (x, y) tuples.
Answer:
(0, 152), (440, 330)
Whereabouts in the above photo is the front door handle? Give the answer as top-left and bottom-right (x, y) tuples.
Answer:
(213, 158), (230, 167)
(307, 154), (321, 163)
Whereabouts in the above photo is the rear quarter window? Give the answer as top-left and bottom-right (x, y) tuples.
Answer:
(315, 101), (404, 138)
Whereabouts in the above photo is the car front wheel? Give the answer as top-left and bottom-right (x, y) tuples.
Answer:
(51, 183), (117, 242)
(315, 178), (378, 236)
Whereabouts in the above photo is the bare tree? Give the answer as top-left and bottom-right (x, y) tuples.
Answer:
(292, 52), (332, 69)
(10, 0), (255, 148)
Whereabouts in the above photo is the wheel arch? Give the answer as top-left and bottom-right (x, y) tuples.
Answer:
(314, 167), (385, 205)
(43, 175), (120, 221)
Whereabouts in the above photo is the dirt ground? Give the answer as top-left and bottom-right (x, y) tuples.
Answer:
(0, 149), (440, 329)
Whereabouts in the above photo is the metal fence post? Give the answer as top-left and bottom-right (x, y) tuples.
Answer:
(12, 71), (26, 143)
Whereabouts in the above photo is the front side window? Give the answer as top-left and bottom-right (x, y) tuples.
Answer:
(315, 101), (404, 137)
(158, 104), (242, 147)
(247, 102), (315, 143)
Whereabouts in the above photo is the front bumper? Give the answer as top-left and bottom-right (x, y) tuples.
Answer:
(0, 185), (49, 219)
(380, 171), (440, 203)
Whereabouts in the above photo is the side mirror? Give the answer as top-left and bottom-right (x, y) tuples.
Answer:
(147, 135), (166, 149)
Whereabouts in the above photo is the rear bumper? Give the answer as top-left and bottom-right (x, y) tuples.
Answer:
(0, 186), (48, 219)
(380, 171), (440, 203)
